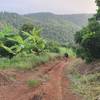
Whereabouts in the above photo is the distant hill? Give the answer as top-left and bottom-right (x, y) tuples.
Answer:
(60, 14), (93, 27)
(0, 12), (93, 45)
(26, 13), (93, 27)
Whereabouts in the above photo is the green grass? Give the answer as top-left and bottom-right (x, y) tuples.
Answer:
(0, 46), (76, 70)
(66, 48), (76, 57)
(68, 59), (100, 100)
(58, 47), (67, 55)
(27, 79), (41, 88)
(57, 47), (76, 57)
(0, 52), (58, 70)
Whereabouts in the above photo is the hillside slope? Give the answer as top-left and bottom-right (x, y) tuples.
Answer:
(61, 14), (93, 26)
(0, 12), (92, 44)
(26, 13), (81, 44)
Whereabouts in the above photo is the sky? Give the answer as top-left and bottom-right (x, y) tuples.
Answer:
(0, 0), (97, 14)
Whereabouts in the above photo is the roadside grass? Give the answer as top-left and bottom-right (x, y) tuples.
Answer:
(66, 48), (76, 57)
(58, 47), (67, 55)
(68, 59), (100, 100)
(0, 52), (58, 70)
(58, 47), (76, 57)
(27, 79), (41, 88)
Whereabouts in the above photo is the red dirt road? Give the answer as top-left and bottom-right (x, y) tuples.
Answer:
(0, 58), (81, 100)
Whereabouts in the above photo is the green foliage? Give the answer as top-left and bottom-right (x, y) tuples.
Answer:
(0, 25), (46, 58)
(22, 27), (46, 54)
(0, 12), (91, 45)
(58, 47), (67, 55)
(19, 24), (37, 39)
(46, 41), (60, 53)
(96, 0), (100, 6)
(76, 48), (93, 63)
(20, 23), (34, 33)
(66, 48), (76, 57)
(0, 24), (13, 38)
(46, 40), (76, 57)
(75, 0), (100, 62)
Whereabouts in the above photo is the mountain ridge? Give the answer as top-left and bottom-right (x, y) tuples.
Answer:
(0, 12), (93, 45)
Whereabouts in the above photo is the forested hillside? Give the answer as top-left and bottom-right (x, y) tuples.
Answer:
(61, 14), (93, 26)
(0, 12), (92, 45)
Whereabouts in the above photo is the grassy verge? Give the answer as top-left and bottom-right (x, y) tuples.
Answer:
(58, 47), (76, 57)
(66, 48), (76, 57)
(0, 52), (58, 70)
(68, 59), (100, 100)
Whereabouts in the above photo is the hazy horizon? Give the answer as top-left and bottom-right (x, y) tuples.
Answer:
(0, 11), (95, 15)
(0, 0), (97, 14)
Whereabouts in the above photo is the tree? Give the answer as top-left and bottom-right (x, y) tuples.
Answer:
(22, 28), (46, 54)
(20, 24), (34, 33)
(19, 24), (34, 39)
(75, 0), (100, 62)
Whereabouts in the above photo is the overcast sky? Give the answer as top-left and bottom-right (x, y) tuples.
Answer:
(0, 0), (97, 14)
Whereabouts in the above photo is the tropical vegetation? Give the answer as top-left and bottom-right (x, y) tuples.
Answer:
(75, 0), (100, 62)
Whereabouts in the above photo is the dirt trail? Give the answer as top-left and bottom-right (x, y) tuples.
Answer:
(0, 58), (81, 100)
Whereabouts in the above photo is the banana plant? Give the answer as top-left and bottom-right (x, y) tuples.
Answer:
(22, 28), (46, 54)
(0, 26), (46, 57)
(0, 34), (25, 56)
(0, 25), (13, 38)
(6, 34), (33, 54)
(0, 41), (15, 55)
